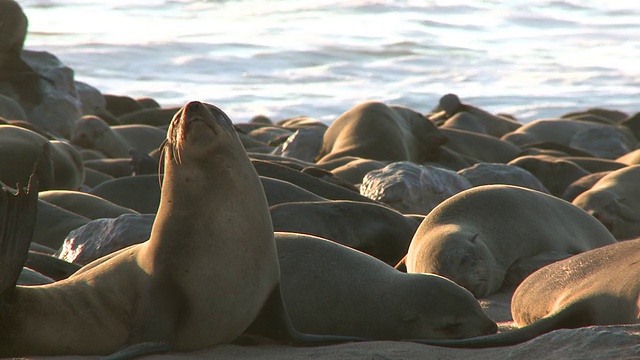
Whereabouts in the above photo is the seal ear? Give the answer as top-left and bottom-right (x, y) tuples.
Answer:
(468, 233), (479, 244)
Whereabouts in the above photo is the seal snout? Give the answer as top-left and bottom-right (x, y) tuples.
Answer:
(183, 101), (207, 123)
(484, 320), (498, 335)
(185, 101), (205, 113)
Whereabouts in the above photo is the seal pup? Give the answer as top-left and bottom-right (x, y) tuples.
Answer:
(403, 184), (617, 298)
(0, 101), (355, 357)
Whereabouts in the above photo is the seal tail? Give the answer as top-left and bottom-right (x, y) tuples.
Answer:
(241, 284), (367, 346)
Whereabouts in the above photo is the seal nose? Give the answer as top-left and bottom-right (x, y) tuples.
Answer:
(186, 101), (203, 112)
(485, 321), (498, 335)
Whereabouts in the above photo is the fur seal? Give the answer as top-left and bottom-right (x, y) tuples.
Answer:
(88, 174), (161, 214)
(33, 199), (90, 249)
(507, 155), (590, 197)
(1, 101), (361, 357)
(270, 200), (421, 266)
(560, 171), (610, 202)
(38, 190), (139, 219)
(252, 159), (380, 204)
(439, 128), (521, 164)
(0, 125), (84, 190)
(409, 238), (640, 348)
(403, 185), (617, 298)
(83, 158), (135, 178)
(571, 165), (640, 240)
(555, 156), (626, 173)
(434, 94), (521, 137)
(501, 118), (634, 149)
(117, 106), (182, 127)
(616, 148), (640, 165)
(328, 157), (387, 185)
(276, 232), (497, 339)
(315, 101), (447, 164)
(71, 115), (166, 158)
(104, 94), (144, 117)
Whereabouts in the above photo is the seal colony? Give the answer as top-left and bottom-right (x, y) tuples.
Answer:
(0, 102), (365, 357)
(1, 93), (640, 358)
(1, 14), (640, 356)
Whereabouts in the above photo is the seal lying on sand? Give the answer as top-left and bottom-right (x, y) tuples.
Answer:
(402, 185), (616, 298)
(277, 232), (497, 340)
(406, 238), (640, 348)
(0, 101), (358, 357)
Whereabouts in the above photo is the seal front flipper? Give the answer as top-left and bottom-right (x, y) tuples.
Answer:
(240, 284), (367, 346)
(102, 342), (172, 360)
(0, 170), (39, 296)
(406, 301), (587, 348)
(0, 168), (39, 353)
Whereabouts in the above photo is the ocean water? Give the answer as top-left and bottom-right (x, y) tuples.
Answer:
(20, 0), (640, 124)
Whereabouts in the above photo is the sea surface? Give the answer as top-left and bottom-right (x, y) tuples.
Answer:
(20, 0), (640, 124)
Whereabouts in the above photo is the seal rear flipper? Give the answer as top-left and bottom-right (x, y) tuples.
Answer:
(129, 148), (159, 176)
(25, 250), (81, 281)
(240, 284), (367, 346)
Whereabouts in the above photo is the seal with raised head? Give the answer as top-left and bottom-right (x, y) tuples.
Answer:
(0, 101), (309, 356)
(403, 184), (617, 298)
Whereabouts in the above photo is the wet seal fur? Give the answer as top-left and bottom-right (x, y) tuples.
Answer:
(0, 101), (359, 357)
(403, 185), (617, 298)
